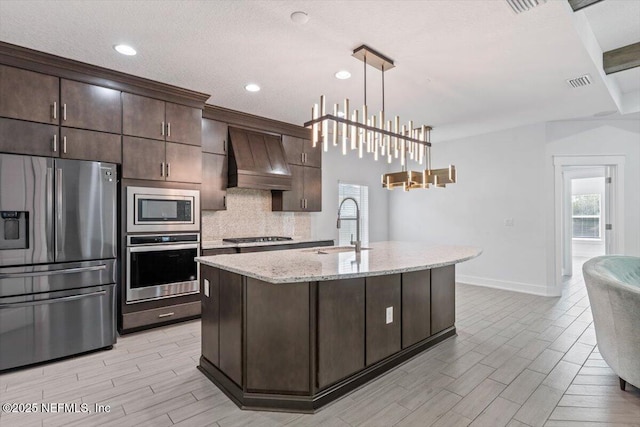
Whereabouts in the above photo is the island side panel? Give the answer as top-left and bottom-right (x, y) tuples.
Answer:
(402, 270), (431, 348)
(365, 274), (401, 366)
(317, 278), (365, 389)
(201, 266), (220, 367)
(246, 278), (310, 394)
(220, 270), (243, 386)
(431, 265), (456, 334)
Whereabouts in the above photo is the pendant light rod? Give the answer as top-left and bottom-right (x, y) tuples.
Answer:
(364, 53), (367, 107)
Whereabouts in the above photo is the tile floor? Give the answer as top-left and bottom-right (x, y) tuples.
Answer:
(1, 257), (639, 426)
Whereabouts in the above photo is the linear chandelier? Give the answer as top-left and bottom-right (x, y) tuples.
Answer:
(304, 45), (456, 191)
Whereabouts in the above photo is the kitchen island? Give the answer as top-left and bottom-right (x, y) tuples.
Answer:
(195, 241), (481, 412)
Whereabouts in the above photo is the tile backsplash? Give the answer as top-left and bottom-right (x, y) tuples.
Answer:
(201, 188), (311, 240)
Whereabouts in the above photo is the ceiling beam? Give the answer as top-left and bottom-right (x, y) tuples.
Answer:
(604, 42), (640, 75)
(568, 0), (604, 12)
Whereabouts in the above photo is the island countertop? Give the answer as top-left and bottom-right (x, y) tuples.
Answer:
(195, 241), (482, 284)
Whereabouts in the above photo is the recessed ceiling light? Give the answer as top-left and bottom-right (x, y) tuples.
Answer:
(335, 70), (351, 80)
(245, 83), (261, 92)
(113, 44), (136, 56)
(290, 11), (309, 24)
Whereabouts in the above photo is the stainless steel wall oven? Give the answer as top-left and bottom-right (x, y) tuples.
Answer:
(126, 234), (200, 303)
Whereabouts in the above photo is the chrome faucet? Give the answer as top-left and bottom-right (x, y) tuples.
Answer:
(337, 197), (361, 253)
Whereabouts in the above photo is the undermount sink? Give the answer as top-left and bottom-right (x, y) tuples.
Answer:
(304, 246), (372, 254)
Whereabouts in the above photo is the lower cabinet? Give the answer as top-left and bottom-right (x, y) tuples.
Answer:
(402, 270), (431, 348)
(219, 270), (243, 387)
(121, 301), (200, 330)
(431, 265), (456, 334)
(201, 266), (220, 367)
(365, 275), (401, 365)
(246, 278), (310, 393)
(317, 278), (365, 389)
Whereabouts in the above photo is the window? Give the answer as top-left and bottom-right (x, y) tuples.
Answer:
(338, 182), (369, 246)
(572, 194), (601, 239)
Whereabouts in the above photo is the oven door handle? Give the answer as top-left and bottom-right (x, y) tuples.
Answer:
(128, 243), (200, 253)
(0, 264), (107, 280)
(0, 290), (107, 309)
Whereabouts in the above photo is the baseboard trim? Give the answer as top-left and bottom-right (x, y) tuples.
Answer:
(457, 274), (558, 297)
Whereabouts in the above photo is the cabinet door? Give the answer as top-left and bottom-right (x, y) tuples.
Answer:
(431, 265), (455, 334)
(402, 270), (431, 348)
(0, 117), (58, 157)
(0, 65), (59, 125)
(122, 136), (165, 181)
(165, 102), (201, 146)
(60, 80), (121, 133)
(317, 278), (365, 389)
(303, 138), (322, 168)
(366, 274), (401, 365)
(201, 266), (220, 367)
(219, 270), (243, 386)
(165, 142), (202, 183)
(60, 128), (121, 164)
(303, 166), (322, 212)
(201, 153), (227, 210)
(282, 135), (304, 166)
(202, 119), (228, 155)
(277, 164), (305, 211)
(122, 93), (165, 141)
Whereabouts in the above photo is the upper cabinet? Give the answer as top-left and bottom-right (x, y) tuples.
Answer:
(60, 79), (121, 134)
(0, 65), (122, 163)
(122, 137), (201, 183)
(201, 119), (228, 210)
(123, 93), (201, 146)
(282, 135), (321, 168)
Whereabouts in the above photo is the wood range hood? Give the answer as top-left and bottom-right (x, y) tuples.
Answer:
(227, 126), (292, 191)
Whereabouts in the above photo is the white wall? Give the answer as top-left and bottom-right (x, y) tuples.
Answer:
(389, 118), (640, 296)
(310, 144), (390, 243)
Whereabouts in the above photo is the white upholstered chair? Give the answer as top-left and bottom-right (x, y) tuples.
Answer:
(583, 256), (640, 391)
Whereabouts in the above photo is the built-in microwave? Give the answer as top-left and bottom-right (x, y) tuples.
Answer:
(126, 186), (200, 233)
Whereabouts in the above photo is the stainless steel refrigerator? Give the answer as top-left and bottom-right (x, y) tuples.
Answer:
(0, 154), (117, 371)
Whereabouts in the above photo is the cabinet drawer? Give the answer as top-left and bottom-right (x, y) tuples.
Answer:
(122, 301), (200, 330)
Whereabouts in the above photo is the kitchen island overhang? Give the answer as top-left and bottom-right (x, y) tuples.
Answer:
(195, 242), (482, 413)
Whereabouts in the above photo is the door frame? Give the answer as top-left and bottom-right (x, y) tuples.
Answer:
(553, 155), (625, 294)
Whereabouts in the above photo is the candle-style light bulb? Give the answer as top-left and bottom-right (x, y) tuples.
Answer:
(342, 99), (349, 155)
(332, 104), (338, 147)
(321, 96), (328, 152)
(312, 104), (318, 147)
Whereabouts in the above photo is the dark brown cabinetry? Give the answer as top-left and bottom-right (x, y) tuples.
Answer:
(60, 128), (121, 163)
(365, 274), (401, 365)
(219, 270), (243, 386)
(317, 278), (365, 389)
(201, 266), (220, 367)
(282, 135), (321, 168)
(246, 278), (310, 393)
(402, 270), (431, 348)
(123, 92), (201, 146)
(0, 118), (58, 157)
(0, 65), (123, 163)
(201, 119), (228, 210)
(0, 65), (58, 125)
(273, 136), (322, 212)
(60, 79), (121, 134)
(272, 164), (322, 212)
(122, 137), (201, 183)
(431, 265), (456, 334)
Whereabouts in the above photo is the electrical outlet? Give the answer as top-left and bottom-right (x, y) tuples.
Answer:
(204, 279), (210, 297)
(386, 306), (393, 324)
(504, 218), (514, 227)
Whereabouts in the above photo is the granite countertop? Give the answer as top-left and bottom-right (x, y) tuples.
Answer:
(195, 241), (482, 284)
(201, 237), (333, 250)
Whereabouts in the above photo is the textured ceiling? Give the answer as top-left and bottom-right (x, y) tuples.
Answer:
(0, 0), (635, 141)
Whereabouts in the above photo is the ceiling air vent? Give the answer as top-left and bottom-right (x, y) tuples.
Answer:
(506, 0), (548, 14)
(566, 74), (592, 88)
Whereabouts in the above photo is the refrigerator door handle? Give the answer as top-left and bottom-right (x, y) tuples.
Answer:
(0, 290), (106, 309)
(46, 166), (54, 261)
(55, 168), (63, 258)
(0, 264), (107, 280)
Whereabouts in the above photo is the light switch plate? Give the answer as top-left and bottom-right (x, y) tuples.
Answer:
(204, 279), (210, 297)
(386, 306), (393, 324)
